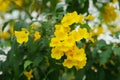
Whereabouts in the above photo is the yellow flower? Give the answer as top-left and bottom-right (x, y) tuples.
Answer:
(75, 60), (87, 69)
(70, 30), (82, 41)
(0, 0), (10, 12)
(108, 25), (120, 34)
(33, 31), (41, 41)
(103, 3), (117, 23)
(63, 36), (75, 47)
(63, 51), (87, 69)
(13, 0), (22, 7)
(73, 48), (86, 61)
(91, 26), (103, 36)
(9, 23), (14, 35)
(0, 31), (9, 39)
(63, 59), (75, 68)
(70, 28), (89, 41)
(24, 69), (33, 80)
(54, 25), (68, 40)
(78, 14), (84, 24)
(51, 47), (64, 60)
(15, 28), (29, 44)
(55, 24), (70, 33)
(88, 32), (95, 43)
(78, 28), (89, 39)
(64, 46), (87, 69)
(86, 14), (95, 20)
(112, 0), (118, 3)
(61, 11), (84, 26)
(50, 38), (61, 47)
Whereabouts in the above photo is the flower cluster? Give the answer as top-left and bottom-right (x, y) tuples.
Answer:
(14, 25), (41, 44)
(103, 3), (118, 23)
(0, 0), (24, 12)
(50, 11), (93, 69)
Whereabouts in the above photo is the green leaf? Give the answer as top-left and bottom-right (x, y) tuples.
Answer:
(0, 50), (5, 55)
(33, 56), (43, 67)
(96, 40), (106, 49)
(75, 69), (85, 80)
(113, 47), (120, 56)
(14, 21), (29, 31)
(2, 21), (9, 31)
(24, 60), (33, 70)
(114, 31), (120, 39)
(55, 3), (65, 11)
(76, 41), (83, 48)
(80, 24), (91, 32)
(99, 46), (112, 65)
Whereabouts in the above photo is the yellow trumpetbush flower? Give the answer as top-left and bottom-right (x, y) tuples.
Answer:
(13, 0), (23, 7)
(86, 14), (95, 20)
(78, 14), (84, 24)
(61, 11), (84, 26)
(108, 25), (120, 34)
(51, 47), (64, 60)
(0, 0), (10, 12)
(63, 36), (75, 48)
(54, 24), (68, 40)
(70, 30), (82, 41)
(88, 32), (95, 43)
(92, 26), (103, 36)
(103, 3), (117, 23)
(50, 38), (61, 47)
(75, 60), (87, 70)
(0, 31), (9, 39)
(73, 48), (86, 61)
(112, 0), (118, 3)
(63, 59), (75, 68)
(55, 24), (70, 33)
(61, 11), (78, 26)
(70, 28), (89, 41)
(64, 46), (87, 69)
(78, 28), (89, 39)
(15, 28), (29, 44)
(24, 69), (33, 80)
(33, 31), (41, 41)
(54, 29), (68, 40)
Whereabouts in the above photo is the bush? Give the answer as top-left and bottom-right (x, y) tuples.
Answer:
(0, 0), (120, 80)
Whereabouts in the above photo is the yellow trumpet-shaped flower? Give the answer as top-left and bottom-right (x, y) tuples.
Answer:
(70, 28), (89, 41)
(24, 69), (33, 80)
(86, 14), (95, 20)
(103, 3), (117, 23)
(0, 31), (9, 39)
(51, 47), (64, 60)
(33, 31), (41, 41)
(15, 28), (29, 44)
(112, 0), (118, 3)
(61, 11), (84, 26)
(63, 46), (87, 69)
(91, 26), (103, 36)
(13, 0), (22, 7)
(0, 0), (10, 12)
